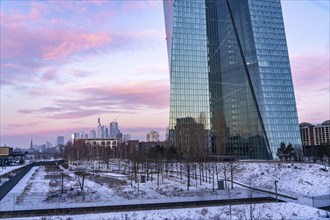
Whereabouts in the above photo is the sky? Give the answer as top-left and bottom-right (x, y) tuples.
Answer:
(0, 0), (329, 148)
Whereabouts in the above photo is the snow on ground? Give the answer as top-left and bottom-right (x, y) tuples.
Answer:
(0, 163), (267, 211)
(0, 162), (34, 186)
(0, 160), (329, 218)
(0, 164), (27, 176)
(2, 202), (330, 220)
(236, 162), (330, 197)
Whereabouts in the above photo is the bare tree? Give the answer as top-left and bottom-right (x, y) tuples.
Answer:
(100, 145), (112, 170)
(213, 111), (227, 156)
(229, 161), (242, 189)
(74, 170), (89, 193)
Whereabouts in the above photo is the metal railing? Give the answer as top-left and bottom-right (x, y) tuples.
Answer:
(0, 160), (64, 201)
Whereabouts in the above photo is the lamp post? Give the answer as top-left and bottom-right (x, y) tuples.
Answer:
(274, 180), (278, 202)
(61, 172), (64, 194)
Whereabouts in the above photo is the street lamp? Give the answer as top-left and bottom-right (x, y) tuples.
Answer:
(61, 172), (64, 194)
(274, 180), (278, 202)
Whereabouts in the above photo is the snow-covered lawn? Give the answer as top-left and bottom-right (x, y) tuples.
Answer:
(0, 164), (27, 176)
(2, 202), (330, 220)
(0, 163), (265, 211)
(0, 160), (329, 219)
(0, 163), (32, 187)
(236, 162), (330, 197)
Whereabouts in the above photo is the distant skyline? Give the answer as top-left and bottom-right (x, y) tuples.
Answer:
(1, 0), (329, 148)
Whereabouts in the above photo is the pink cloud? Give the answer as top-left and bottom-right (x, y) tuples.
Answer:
(290, 53), (330, 123)
(69, 69), (94, 77)
(7, 122), (44, 128)
(29, 6), (42, 20)
(1, 8), (159, 87)
(77, 81), (170, 109)
(41, 69), (58, 81)
(291, 54), (329, 89)
(121, 1), (161, 11)
(17, 80), (170, 119)
(42, 32), (111, 60)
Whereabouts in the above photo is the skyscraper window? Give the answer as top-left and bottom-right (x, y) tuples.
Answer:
(164, 0), (301, 159)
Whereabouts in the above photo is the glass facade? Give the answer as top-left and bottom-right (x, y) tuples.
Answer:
(164, 0), (301, 159)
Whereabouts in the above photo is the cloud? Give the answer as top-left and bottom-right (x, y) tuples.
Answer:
(0, 5), (161, 87)
(121, 1), (162, 11)
(42, 32), (111, 60)
(69, 69), (94, 77)
(291, 54), (329, 90)
(76, 81), (170, 108)
(17, 80), (170, 119)
(7, 122), (45, 128)
(41, 69), (58, 82)
(290, 53), (330, 122)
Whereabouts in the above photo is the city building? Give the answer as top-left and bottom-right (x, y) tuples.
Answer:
(300, 120), (330, 146)
(164, 0), (301, 159)
(45, 141), (53, 149)
(146, 130), (160, 142)
(97, 116), (102, 138)
(71, 132), (81, 142)
(55, 136), (65, 146)
(101, 125), (108, 138)
(123, 134), (131, 144)
(110, 121), (120, 138)
(89, 130), (97, 139)
(74, 138), (117, 149)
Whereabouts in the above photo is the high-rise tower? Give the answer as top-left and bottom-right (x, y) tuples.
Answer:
(109, 121), (120, 138)
(164, 0), (301, 159)
(97, 115), (102, 138)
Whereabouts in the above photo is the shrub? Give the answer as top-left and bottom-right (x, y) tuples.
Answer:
(201, 208), (208, 216)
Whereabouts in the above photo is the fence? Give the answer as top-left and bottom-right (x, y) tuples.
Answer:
(0, 160), (64, 201)
(298, 194), (330, 208)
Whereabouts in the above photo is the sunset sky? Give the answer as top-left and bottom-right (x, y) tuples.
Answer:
(1, 0), (329, 148)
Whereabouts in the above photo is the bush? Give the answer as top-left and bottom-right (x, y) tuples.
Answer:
(201, 208), (208, 216)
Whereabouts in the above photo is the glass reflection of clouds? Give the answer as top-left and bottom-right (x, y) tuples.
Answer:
(164, 0), (301, 159)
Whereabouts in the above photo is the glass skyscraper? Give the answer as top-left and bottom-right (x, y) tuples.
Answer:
(164, 0), (301, 159)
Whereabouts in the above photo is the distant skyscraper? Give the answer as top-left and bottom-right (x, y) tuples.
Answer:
(45, 141), (53, 149)
(71, 132), (81, 142)
(123, 134), (131, 144)
(39, 144), (46, 152)
(97, 116), (102, 138)
(55, 136), (65, 146)
(101, 125), (108, 138)
(146, 130), (160, 142)
(110, 122), (120, 138)
(105, 127), (109, 138)
(164, 0), (301, 159)
(89, 130), (97, 139)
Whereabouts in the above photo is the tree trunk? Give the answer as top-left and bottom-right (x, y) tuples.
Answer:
(230, 163), (233, 189)
(212, 166), (215, 192)
(187, 162), (190, 191)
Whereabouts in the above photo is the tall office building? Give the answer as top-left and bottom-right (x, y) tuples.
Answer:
(146, 130), (160, 142)
(97, 116), (102, 138)
(164, 0), (301, 159)
(55, 136), (65, 146)
(109, 122), (120, 138)
(101, 125), (108, 138)
(300, 120), (330, 146)
(89, 130), (97, 139)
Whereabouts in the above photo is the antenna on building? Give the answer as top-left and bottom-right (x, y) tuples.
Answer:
(114, 115), (120, 122)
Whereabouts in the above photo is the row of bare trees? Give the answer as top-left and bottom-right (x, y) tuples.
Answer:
(62, 110), (240, 193)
